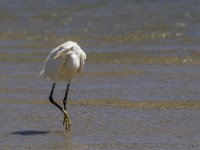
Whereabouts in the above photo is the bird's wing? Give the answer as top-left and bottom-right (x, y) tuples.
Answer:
(53, 47), (73, 60)
(77, 54), (85, 73)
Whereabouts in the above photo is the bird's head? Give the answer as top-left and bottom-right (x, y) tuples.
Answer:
(53, 46), (74, 59)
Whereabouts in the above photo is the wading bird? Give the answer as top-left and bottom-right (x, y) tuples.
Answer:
(40, 41), (86, 130)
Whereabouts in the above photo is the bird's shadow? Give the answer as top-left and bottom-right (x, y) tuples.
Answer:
(10, 130), (49, 136)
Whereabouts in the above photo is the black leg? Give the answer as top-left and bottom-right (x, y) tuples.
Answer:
(63, 83), (70, 110)
(49, 83), (63, 112)
(49, 83), (71, 130)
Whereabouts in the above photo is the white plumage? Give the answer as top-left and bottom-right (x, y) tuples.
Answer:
(40, 41), (86, 82)
(40, 41), (86, 130)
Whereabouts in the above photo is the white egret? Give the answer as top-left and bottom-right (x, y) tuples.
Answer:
(40, 41), (86, 130)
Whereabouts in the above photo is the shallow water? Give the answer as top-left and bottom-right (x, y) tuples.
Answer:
(1, 0), (200, 150)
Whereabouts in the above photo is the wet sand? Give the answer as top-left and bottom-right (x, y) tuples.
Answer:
(1, 101), (200, 150)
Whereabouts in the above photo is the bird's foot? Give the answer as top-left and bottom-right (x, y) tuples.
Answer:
(62, 109), (71, 131)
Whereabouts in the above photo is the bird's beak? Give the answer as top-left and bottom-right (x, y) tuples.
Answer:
(53, 51), (65, 59)
(53, 51), (74, 60)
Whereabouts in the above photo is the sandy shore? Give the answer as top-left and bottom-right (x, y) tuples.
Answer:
(1, 100), (200, 150)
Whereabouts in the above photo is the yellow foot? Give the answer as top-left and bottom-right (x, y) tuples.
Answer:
(62, 109), (71, 131)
